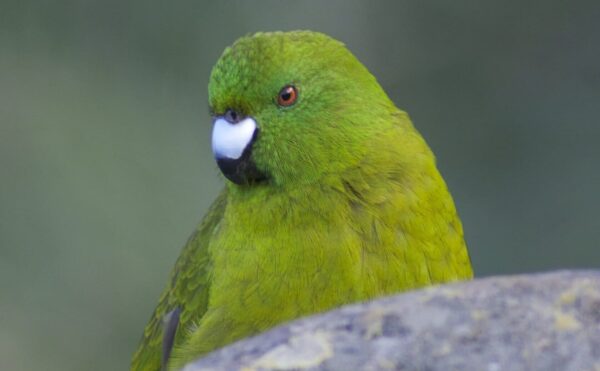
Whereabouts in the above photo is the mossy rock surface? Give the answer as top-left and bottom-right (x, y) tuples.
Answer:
(183, 270), (600, 371)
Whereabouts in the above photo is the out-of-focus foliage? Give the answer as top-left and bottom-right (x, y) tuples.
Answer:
(0, 1), (598, 370)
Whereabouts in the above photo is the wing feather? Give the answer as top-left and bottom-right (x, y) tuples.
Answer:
(130, 189), (227, 371)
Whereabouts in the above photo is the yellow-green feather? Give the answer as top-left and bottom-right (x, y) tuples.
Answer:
(131, 191), (226, 370)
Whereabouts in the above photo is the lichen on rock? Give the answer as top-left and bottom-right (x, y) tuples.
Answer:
(183, 270), (600, 371)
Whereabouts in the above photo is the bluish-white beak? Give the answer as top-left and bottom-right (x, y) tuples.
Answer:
(211, 115), (265, 184)
(211, 117), (257, 161)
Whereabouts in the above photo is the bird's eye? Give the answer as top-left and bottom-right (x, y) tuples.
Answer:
(277, 85), (298, 107)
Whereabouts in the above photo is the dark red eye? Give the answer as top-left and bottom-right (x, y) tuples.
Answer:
(277, 85), (298, 107)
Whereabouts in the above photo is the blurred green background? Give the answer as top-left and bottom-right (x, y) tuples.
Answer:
(1, 1), (599, 370)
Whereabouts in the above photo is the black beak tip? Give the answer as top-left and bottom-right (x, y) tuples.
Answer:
(216, 157), (267, 185)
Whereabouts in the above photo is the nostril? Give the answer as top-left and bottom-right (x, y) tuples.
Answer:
(225, 109), (241, 124)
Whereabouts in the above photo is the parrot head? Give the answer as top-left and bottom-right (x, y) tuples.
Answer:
(208, 31), (398, 187)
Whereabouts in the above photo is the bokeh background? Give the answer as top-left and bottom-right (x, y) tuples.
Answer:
(1, 1), (599, 370)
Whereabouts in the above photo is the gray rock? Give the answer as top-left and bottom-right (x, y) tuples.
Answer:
(183, 270), (600, 371)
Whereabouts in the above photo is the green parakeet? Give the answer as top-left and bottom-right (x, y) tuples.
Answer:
(131, 31), (473, 371)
